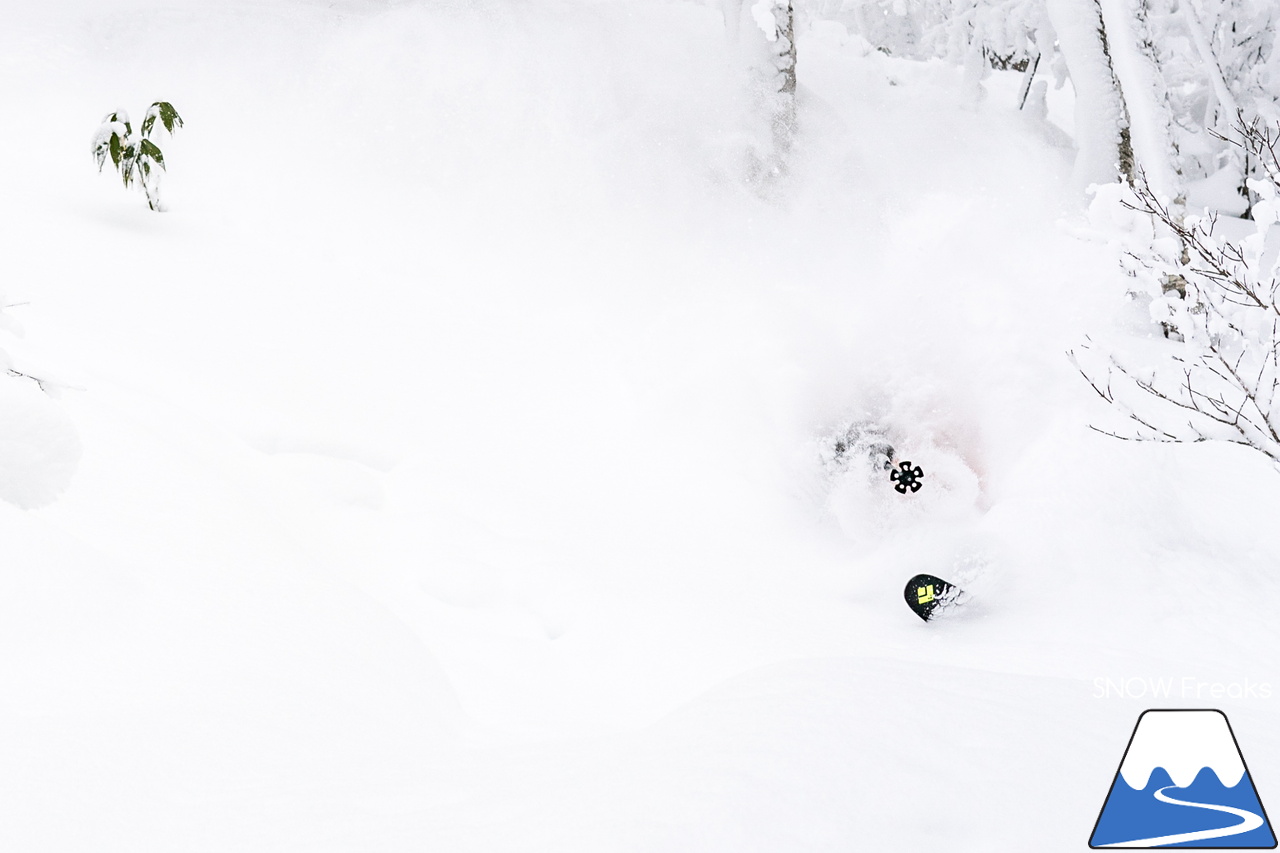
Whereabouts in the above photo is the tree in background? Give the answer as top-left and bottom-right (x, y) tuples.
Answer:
(1179, 0), (1280, 215)
(722, 0), (799, 187)
(1044, 0), (1137, 190)
(814, 0), (1280, 465)
(826, 0), (1277, 204)
(1072, 120), (1280, 466)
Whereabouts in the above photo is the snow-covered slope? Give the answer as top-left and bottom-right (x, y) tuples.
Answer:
(2, 2), (1277, 851)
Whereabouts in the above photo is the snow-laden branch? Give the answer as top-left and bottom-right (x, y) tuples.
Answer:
(1074, 119), (1280, 468)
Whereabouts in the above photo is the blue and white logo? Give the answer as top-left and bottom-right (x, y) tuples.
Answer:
(1090, 709), (1276, 848)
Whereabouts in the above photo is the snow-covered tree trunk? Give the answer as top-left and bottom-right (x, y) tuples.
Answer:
(768, 0), (798, 146)
(752, 0), (798, 180)
(1044, 0), (1134, 189)
(1181, 4), (1240, 128)
(1095, 0), (1187, 306)
(724, 0), (798, 185)
(1097, 0), (1179, 201)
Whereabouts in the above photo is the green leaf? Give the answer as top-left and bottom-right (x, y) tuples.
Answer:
(92, 114), (133, 173)
(157, 102), (183, 135)
(120, 142), (139, 188)
(139, 139), (165, 169)
(143, 102), (183, 138)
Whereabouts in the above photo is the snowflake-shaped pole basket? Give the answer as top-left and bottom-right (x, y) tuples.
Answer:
(890, 461), (923, 494)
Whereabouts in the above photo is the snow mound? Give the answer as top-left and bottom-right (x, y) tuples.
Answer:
(0, 379), (80, 509)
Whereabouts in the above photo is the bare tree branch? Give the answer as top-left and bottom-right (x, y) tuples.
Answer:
(1078, 117), (1280, 467)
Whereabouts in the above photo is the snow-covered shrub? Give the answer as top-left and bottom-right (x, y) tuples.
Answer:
(1073, 121), (1280, 467)
(836, 0), (1045, 67)
(92, 102), (183, 211)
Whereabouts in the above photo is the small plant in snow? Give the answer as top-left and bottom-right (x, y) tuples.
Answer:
(92, 101), (183, 211)
(1072, 119), (1280, 467)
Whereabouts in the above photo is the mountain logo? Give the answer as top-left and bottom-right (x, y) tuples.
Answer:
(1090, 709), (1276, 848)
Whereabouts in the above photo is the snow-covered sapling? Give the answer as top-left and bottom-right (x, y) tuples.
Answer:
(92, 102), (183, 211)
(1073, 119), (1280, 467)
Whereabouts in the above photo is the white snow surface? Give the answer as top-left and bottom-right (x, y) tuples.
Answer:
(2, 2), (1278, 851)
(1118, 710), (1246, 790)
(0, 378), (81, 508)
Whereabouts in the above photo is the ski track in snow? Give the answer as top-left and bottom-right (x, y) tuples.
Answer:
(1099, 786), (1265, 848)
